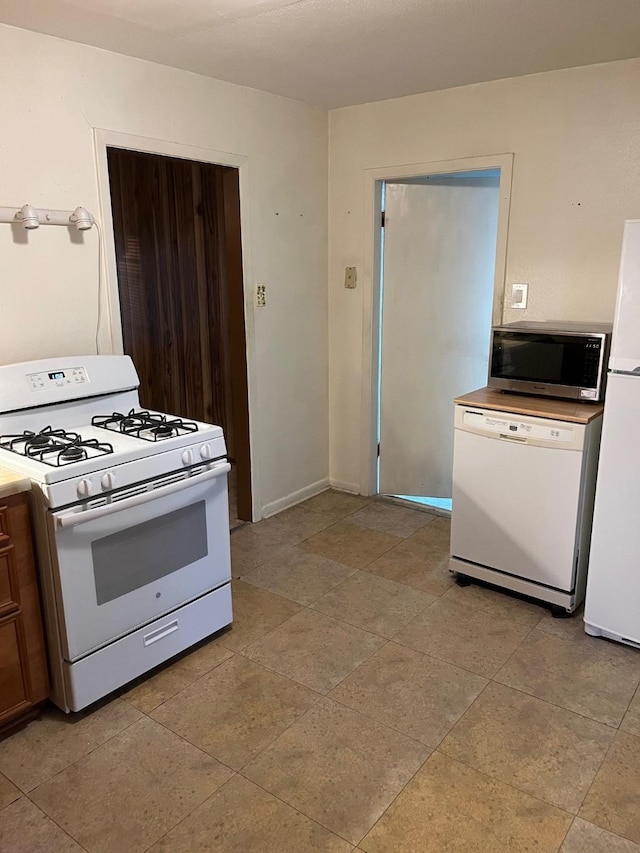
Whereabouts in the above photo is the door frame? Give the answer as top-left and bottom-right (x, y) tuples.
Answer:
(359, 153), (514, 497)
(93, 128), (261, 520)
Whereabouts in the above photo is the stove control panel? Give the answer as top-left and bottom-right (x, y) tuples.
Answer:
(27, 366), (88, 391)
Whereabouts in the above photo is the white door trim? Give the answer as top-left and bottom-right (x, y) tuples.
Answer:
(359, 153), (514, 496)
(92, 128), (261, 520)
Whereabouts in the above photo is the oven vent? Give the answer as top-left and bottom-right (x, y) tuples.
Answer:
(111, 484), (148, 503)
(86, 497), (108, 510)
(152, 471), (189, 489)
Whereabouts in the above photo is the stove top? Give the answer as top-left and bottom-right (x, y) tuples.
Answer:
(0, 356), (227, 506)
(0, 427), (114, 467)
(91, 409), (199, 442)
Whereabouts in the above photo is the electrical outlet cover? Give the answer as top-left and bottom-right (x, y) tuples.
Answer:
(345, 267), (357, 289)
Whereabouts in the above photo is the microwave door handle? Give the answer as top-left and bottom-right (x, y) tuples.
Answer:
(56, 462), (231, 529)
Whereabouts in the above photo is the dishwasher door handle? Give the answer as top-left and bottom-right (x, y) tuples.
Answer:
(498, 433), (528, 443)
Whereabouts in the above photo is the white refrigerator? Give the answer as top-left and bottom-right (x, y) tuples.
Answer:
(584, 219), (640, 647)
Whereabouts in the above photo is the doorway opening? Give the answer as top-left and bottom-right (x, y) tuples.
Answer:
(106, 147), (252, 524)
(374, 166), (506, 514)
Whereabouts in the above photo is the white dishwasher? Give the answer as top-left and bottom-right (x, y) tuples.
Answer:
(450, 402), (603, 615)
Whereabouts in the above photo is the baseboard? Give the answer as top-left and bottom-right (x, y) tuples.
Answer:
(261, 478), (330, 519)
(328, 479), (361, 495)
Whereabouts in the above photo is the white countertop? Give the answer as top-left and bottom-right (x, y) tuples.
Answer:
(0, 467), (31, 499)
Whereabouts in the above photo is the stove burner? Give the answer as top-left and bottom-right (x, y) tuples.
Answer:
(0, 428), (114, 467)
(28, 433), (53, 449)
(59, 445), (87, 462)
(120, 417), (142, 432)
(92, 409), (198, 442)
(150, 423), (176, 439)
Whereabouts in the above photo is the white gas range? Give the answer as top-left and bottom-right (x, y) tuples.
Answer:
(0, 355), (232, 712)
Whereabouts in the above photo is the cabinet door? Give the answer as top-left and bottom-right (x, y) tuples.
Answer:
(0, 545), (20, 618)
(0, 614), (30, 722)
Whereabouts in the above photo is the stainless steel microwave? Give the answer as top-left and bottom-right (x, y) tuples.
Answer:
(488, 321), (612, 401)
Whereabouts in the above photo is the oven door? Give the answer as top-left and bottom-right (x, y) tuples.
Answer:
(49, 461), (231, 661)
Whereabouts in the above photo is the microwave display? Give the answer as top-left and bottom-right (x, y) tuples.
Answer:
(491, 332), (602, 387)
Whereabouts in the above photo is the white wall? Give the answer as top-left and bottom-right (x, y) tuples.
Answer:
(328, 58), (640, 492)
(0, 24), (329, 517)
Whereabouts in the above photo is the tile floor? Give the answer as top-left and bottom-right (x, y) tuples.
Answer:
(2, 491), (640, 851)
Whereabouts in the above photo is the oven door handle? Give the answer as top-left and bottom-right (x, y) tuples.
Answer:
(55, 462), (231, 529)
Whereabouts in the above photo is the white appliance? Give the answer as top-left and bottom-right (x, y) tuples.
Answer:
(585, 219), (640, 647)
(0, 355), (232, 712)
(450, 404), (602, 614)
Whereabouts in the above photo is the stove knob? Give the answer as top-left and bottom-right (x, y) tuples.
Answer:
(101, 472), (116, 491)
(200, 444), (212, 460)
(182, 449), (193, 466)
(77, 479), (93, 498)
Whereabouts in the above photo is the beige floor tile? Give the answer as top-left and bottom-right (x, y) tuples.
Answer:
(442, 581), (545, 628)
(536, 606), (588, 641)
(561, 817), (640, 852)
(148, 774), (352, 853)
(580, 730), (640, 843)
(365, 539), (453, 596)
(30, 716), (232, 853)
(300, 522), (401, 569)
(330, 642), (487, 746)
(257, 506), (335, 545)
(244, 697), (430, 845)
(537, 608), (640, 659)
(151, 656), (319, 769)
(621, 686), (640, 737)
(496, 628), (640, 726)
(0, 797), (84, 852)
(360, 751), (571, 853)
(242, 546), (356, 605)
(122, 638), (234, 713)
(311, 572), (435, 638)
(220, 580), (302, 651)
(0, 699), (142, 792)
(0, 772), (20, 810)
(243, 609), (385, 693)
(301, 489), (370, 518)
(407, 517), (451, 550)
(393, 597), (532, 677)
(230, 525), (291, 575)
(441, 682), (614, 813)
(347, 502), (431, 538)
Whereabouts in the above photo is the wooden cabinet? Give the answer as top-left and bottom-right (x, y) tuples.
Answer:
(0, 492), (48, 735)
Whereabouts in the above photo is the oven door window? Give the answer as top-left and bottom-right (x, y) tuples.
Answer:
(92, 502), (208, 605)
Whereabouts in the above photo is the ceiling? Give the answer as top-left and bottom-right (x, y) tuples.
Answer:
(2, 0), (640, 108)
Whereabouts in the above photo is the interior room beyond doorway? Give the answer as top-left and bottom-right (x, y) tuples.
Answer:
(376, 167), (504, 514)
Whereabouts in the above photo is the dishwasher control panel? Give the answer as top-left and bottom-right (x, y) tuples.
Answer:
(462, 410), (574, 443)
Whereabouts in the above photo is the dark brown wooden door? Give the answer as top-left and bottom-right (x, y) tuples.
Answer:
(107, 147), (251, 519)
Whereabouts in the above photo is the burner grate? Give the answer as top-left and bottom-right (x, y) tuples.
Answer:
(92, 409), (199, 441)
(0, 427), (114, 467)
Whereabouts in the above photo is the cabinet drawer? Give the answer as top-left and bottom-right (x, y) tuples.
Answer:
(0, 615), (29, 721)
(0, 546), (19, 616)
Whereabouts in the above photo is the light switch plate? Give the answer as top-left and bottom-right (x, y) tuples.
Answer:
(344, 267), (357, 289)
(510, 283), (528, 309)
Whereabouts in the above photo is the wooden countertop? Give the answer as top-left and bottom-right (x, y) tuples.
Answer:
(0, 468), (32, 500)
(454, 387), (604, 424)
